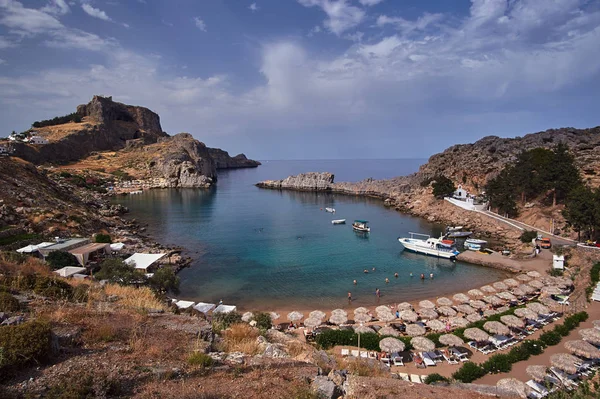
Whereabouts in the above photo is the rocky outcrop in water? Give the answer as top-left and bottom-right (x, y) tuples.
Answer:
(257, 172), (334, 191)
(207, 148), (261, 169)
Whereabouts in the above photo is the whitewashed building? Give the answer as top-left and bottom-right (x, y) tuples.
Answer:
(453, 185), (469, 199)
(27, 136), (49, 145)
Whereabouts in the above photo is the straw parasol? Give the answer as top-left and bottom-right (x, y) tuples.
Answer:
(397, 302), (413, 311)
(540, 297), (560, 307)
(550, 353), (580, 375)
(556, 277), (573, 287)
(527, 271), (542, 278)
(453, 293), (470, 303)
(379, 337), (406, 353)
(329, 313), (348, 325)
(469, 300), (487, 309)
(468, 289), (484, 298)
(437, 306), (457, 317)
(526, 365), (548, 382)
(497, 291), (517, 301)
(309, 310), (326, 320)
(593, 320), (600, 330)
(483, 321), (510, 335)
(439, 334), (464, 347)
(377, 311), (397, 323)
(565, 340), (600, 359)
(466, 313), (482, 323)
(504, 278), (520, 287)
(464, 327), (490, 342)
(527, 302), (550, 315)
(517, 274), (532, 282)
(354, 312), (372, 324)
(418, 308), (439, 320)
(511, 287), (526, 297)
(242, 312), (254, 322)
(450, 317), (470, 328)
(501, 315), (525, 329)
(541, 286), (562, 295)
(354, 325), (375, 334)
(303, 317), (322, 329)
(483, 309), (498, 317)
(400, 310), (419, 322)
(517, 284), (535, 295)
(480, 285), (496, 293)
(405, 323), (427, 336)
(411, 336), (435, 352)
(493, 281), (509, 290)
(354, 307), (369, 314)
(419, 300), (436, 309)
(332, 308), (348, 317)
(269, 312), (280, 321)
(483, 295), (504, 306)
(579, 328), (600, 345)
(379, 326), (400, 337)
(437, 297), (454, 306)
(287, 311), (304, 321)
(376, 305), (392, 314)
(528, 280), (544, 289)
(455, 304), (476, 315)
(496, 378), (527, 399)
(427, 319), (446, 332)
(540, 276), (557, 285)
(514, 308), (538, 319)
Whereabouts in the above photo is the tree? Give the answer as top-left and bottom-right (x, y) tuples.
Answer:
(95, 258), (145, 285)
(485, 167), (518, 217)
(548, 143), (582, 206)
(563, 185), (598, 241)
(432, 175), (456, 199)
(148, 267), (180, 295)
(46, 251), (79, 270)
(94, 234), (112, 243)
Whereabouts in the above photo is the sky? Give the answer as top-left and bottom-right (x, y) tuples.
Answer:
(0, 0), (599, 160)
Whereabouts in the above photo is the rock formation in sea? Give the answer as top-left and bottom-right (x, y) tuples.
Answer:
(208, 148), (261, 169)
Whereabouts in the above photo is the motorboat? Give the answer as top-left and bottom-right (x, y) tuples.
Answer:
(398, 232), (460, 259)
(352, 220), (370, 232)
(325, 207), (336, 213)
(464, 238), (487, 251)
(331, 219), (346, 225)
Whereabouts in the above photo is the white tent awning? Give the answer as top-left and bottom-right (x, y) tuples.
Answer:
(16, 242), (54, 253)
(214, 304), (237, 314)
(53, 266), (87, 278)
(110, 243), (125, 251)
(193, 302), (216, 314)
(124, 253), (166, 270)
(175, 300), (195, 309)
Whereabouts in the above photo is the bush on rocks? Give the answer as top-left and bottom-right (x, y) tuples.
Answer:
(0, 292), (19, 312)
(424, 373), (449, 384)
(253, 312), (272, 331)
(0, 320), (52, 375)
(33, 276), (73, 300)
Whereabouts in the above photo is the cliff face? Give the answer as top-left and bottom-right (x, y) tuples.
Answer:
(257, 172), (334, 191)
(207, 148), (261, 169)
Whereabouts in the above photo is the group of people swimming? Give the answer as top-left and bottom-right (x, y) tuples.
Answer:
(347, 269), (435, 302)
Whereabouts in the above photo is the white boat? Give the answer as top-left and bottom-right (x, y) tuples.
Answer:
(398, 232), (460, 259)
(447, 226), (464, 232)
(332, 219), (346, 225)
(352, 220), (370, 232)
(464, 238), (487, 251)
(325, 207), (336, 213)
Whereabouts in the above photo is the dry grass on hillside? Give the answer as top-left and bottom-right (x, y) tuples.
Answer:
(34, 117), (96, 142)
(101, 284), (167, 311)
(221, 323), (261, 355)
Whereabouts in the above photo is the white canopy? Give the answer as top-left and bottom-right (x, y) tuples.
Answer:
(53, 266), (86, 278)
(16, 242), (54, 253)
(125, 253), (166, 270)
(214, 304), (237, 314)
(193, 302), (216, 314)
(175, 300), (195, 309)
(110, 243), (125, 251)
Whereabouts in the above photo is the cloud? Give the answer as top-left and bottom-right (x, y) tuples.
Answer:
(307, 25), (321, 36)
(297, 0), (365, 35)
(41, 0), (70, 16)
(193, 16), (207, 31)
(358, 0), (384, 5)
(0, 0), (64, 36)
(376, 12), (444, 34)
(249, 2), (258, 12)
(81, 3), (112, 22)
(0, 36), (16, 48)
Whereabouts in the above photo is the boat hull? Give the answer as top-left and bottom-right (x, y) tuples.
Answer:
(398, 238), (459, 259)
(332, 219), (346, 225)
(353, 226), (370, 232)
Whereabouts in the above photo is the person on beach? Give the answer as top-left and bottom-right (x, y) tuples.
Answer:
(446, 322), (451, 332)
(396, 310), (399, 318)
(219, 299), (223, 305)
(348, 292), (352, 301)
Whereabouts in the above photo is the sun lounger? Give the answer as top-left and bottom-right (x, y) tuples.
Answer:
(410, 374), (422, 383)
(421, 352), (436, 367)
(393, 357), (404, 366)
(360, 351), (368, 358)
(368, 351), (377, 359)
(398, 372), (410, 381)
(351, 350), (359, 357)
(526, 380), (549, 397)
(341, 348), (349, 356)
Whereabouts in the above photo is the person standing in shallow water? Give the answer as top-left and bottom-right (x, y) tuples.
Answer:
(376, 288), (381, 298)
(348, 292), (352, 302)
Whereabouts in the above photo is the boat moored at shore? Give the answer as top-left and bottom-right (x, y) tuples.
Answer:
(464, 238), (488, 251)
(325, 207), (335, 213)
(398, 232), (460, 259)
(352, 220), (370, 232)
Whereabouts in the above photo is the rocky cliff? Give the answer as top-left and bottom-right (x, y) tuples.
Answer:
(208, 148), (261, 169)
(257, 172), (335, 191)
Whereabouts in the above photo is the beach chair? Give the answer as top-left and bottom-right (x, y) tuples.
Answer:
(526, 380), (549, 397)
(351, 350), (359, 357)
(392, 352), (404, 366)
(442, 350), (459, 365)
(410, 374), (422, 383)
(421, 352), (436, 367)
(398, 372), (410, 381)
(341, 348), (349, 357)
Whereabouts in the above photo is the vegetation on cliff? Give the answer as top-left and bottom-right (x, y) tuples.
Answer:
(32, 112), (82, 128)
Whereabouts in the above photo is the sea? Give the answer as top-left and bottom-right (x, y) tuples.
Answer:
(114, 159), (508, 311)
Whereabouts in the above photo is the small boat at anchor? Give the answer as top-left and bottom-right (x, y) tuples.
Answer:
(398, 232), (460, 259)
(325, 207), (336, 213)
(352, 220), (370, 232)
(464, 238), (487, 251)
(332, 219), (346, 225)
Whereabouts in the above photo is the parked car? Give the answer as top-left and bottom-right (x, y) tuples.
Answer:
(540, 238), (552, 249)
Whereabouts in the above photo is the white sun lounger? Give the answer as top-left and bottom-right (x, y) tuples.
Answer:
(421, 352), (436, 367)
(351, 350), (359, 357)
(341, 348), (349, 356)
(398, 372), (410, 381)
(526, 380), (549, 397)
(410, 374), (422, 383)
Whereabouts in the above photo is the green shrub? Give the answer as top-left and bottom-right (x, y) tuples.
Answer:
(481, 353), (512, 374)
(554, 324), (571, 337)
(94, 234), (112, 243)
(452, 362), (486, 383)
(0, 320), (52, 374)
(313, 330), (410, 351)
(507, 343), (531, 363)
(519, 340), (544, 356)
(539, 331), (562, 346)
(188, 352), (214, 368)
(590, 263), (600, 287)
(212, 311), (242, 332)
(72, 284), (89, 303)
(253, 312), (272, 331)
(424, 373), (449, 384)
(520, 230), (538, 243)
(33, 276), (73, 300)
(32, 112), (81, 128)
(46, 250), (79, 270)
(549, 268), (564, 277)
(432, 175), (456, 199)
(0, 292), (19, 312)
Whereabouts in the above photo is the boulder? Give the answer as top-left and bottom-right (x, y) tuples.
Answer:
(311, 376), (336, 399)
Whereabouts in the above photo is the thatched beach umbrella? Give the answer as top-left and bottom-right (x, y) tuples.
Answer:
(377, 311), (397, 323)
(455, 304), (476, 315)
(483, 321), (510, 335)
(354, 307), (369, 314)
(418, 308), (439, 320)
(269, 312), (280, 321)
(453, 293), (470, 304)
(303, 317), (322, 329)
(464, 327), (490, 342)
(450, 317), (470, 328)
(501, 315), (525, 329)
(517, 284), (535, 295)
(379, 326), (400, 337)
(493, 281), (509, 291)
(397, 302), (413, 311)
(497, 305), (510, 313)
(332, 308), (348, 316)
(511, 287), (526, 297)
(526, 365), (548, 382)
(287, 311), (303, 321)
(497, 378), (527, 399)
(540, 297), (560, 308)
(527, 271), (542, 278)
(411, 336), (435, 352)
(469, 300), (487, 309)
(468, 289), (484, 298)
(579, 328), (600, 346)
(329, 313), (348, 325)
(242, 312), (254, 322)
(480, 285), (496, 293)
(439, 334), (464, 347)
(504, 278), (520, 287)
(354, 312), (372, 324)
(427, 319), (446, 332)
(309, 310), (326, 319)
(354, 325), (375, 334)
(517, 274), (532, 282)
(400, 310), (419, 322)
(550, 353), (580, 375)
(483, 309), (498, 317)
(556, 277), (573, 287)
(466, 313), (482, 323)
(379, 337), (405, 353)
(593, 320), (600, 330)
(376, 305), (392, 314)
(528, 280), (544, 289)
(419, 300), (436, 309)
(514, 308), (538, 319)
(565, 340), (600, 359)
(405, 324), (427, 337)
(527, 302), (550, 315)
(541, 286), (562, 295)
(540, 276), (557, 285)
(497, 291), (517, 301)
(437, 297), (453, 307)
(437, 306), (457, 317)
(483, 295), (504, 306)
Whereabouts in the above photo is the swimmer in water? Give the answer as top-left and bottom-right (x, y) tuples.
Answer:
(364, 269), (369, 274)
(348, 292), (352, 301)
(420, 274), (425, 280)
(385, 278), (389, 283)
(409, 272), (413, 277)
(353, 279), (357, 285)
(394, 272), (399, 278)
(430, 273), (434, 279)
(372, 267), (376, 271)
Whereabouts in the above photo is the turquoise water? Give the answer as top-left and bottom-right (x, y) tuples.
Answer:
(114, 160), (508, 310)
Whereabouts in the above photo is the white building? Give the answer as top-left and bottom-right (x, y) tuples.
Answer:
(453, 185), (469, 199)
(553, 255), (565, 270)
(27, 136), (49, 145)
